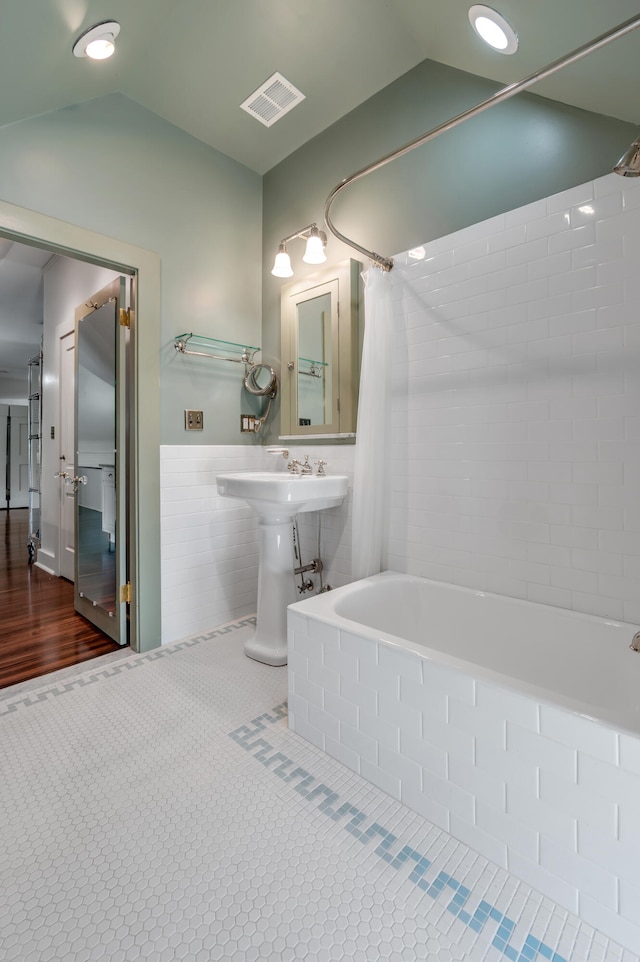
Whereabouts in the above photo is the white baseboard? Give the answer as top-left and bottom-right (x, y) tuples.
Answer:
(35, 551), (57, 576)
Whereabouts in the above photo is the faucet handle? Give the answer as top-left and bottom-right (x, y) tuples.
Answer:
(314, 460), (327, 476)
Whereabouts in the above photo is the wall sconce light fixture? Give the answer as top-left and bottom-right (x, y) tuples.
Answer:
(73, 20), (121, 60)
(271, 223), (327, 278)
(614, 136), (640, 177)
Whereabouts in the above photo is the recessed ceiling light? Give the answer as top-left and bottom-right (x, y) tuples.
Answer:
(73, 20), (120, 60)
(468, 5), (518, 54)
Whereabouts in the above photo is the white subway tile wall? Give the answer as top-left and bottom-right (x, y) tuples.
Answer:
(160, 444), (354, 643)
(285, 444), (354, 594)
(160, 445), (261, 643)
(288, 612), (640, 953)
(388, 173), (640, 623)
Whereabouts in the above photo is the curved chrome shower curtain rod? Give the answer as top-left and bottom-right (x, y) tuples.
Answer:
(323, 13), (640, 272)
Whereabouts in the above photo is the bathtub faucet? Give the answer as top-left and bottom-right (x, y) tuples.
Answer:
(294, 558), (323, 577)
(630, 631), (640, 652)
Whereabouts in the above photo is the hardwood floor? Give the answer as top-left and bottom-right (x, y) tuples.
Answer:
(0, 508), (122, 690)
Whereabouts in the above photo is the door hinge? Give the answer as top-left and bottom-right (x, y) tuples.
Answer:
(337, 396), (341, 412)
(119, 583), (131, 604)
(119, 308), (131, 328)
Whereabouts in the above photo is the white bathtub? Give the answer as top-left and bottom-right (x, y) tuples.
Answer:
(287, 571), (640, 953)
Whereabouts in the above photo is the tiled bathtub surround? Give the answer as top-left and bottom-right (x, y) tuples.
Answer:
(288, 601), (640, 953)
(387, 173), (640, 625)
(160, 444), (354, 643)
(289, 172), (640, 954)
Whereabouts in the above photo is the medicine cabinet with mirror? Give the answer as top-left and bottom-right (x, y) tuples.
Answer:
(280, 259), (361, 439)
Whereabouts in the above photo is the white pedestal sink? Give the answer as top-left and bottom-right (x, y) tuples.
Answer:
(216, 472), (348, 666)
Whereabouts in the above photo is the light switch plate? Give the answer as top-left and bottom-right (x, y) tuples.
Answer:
(185, 409), (203, 430)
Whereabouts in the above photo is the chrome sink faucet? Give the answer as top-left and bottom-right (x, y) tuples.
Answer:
(288, 455), (313, 475)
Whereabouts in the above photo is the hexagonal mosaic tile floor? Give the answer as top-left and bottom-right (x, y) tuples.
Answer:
(1, 619), (636, 962)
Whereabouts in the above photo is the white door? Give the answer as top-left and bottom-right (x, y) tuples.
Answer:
(58, 330), (76, 581)
(8, 406), (29, 508)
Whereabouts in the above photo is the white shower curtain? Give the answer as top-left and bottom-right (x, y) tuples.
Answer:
(351, 265), (394, 581)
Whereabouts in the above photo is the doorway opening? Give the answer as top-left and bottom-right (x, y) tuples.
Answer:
(1, 248), (129, 686)
(0, 198), (161, 689)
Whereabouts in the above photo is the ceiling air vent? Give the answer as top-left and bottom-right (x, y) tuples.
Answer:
(240, 72), (305, 128)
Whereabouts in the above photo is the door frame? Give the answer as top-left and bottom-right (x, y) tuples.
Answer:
(0, 198), (161, 654)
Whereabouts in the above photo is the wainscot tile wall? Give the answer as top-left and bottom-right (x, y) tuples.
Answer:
(160, 444), (354, 643)
(288, 609), (640, 953)
(387, 172), (640, 624)
(160, 445), (260, 644)
(291, 444), (355, 596)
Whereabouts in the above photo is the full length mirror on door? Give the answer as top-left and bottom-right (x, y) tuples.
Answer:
(76, 303), (116, 613)
(74, 277), (128, 645)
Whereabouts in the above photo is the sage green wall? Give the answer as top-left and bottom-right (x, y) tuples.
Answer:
(262, 58), (637, 441)
(0, 93), (263, 445)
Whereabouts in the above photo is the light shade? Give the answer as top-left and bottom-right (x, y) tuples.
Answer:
(614, 139), (640, 177)
(271, 246), (293, 278)
(468, 5), (518, 54)
(302, 227), (326, 265)
(73, 21), (120, 60)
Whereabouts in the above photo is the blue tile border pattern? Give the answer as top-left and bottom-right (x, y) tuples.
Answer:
(0, 616), (256, 716)
(229, 704), (570, 962)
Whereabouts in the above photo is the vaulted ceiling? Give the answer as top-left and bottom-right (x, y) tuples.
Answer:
(1, 0), (640, 387)
(1, 0), (639, 175)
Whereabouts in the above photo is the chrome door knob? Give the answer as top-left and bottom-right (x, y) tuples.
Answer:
(65, 475), (88, 492)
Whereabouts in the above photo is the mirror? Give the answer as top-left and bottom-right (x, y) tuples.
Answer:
(244, 363), (278, 397)
(76, 301), (117, 616)
(72, 277), (127, 646)
(280, 259), (361, 439)
(296, 292), (332, 426)
(242, 363), (278, 434)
